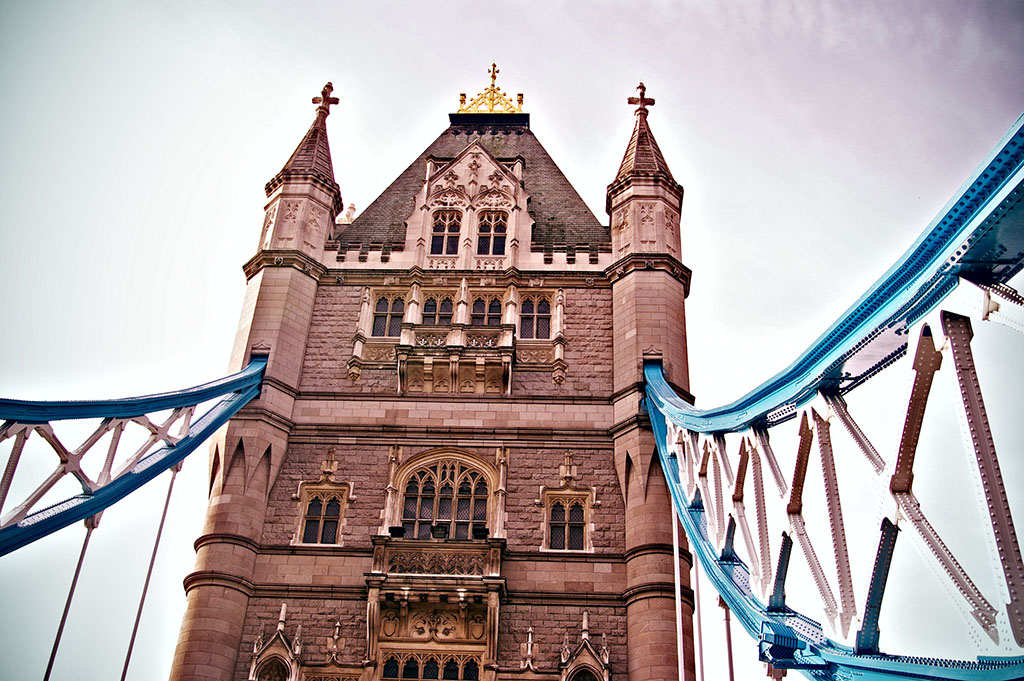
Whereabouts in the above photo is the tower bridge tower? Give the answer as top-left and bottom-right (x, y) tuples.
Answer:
(172, 71), (696, 681)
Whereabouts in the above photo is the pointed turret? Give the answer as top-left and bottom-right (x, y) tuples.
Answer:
(257, 83), (343, 259)
(606, 83), (684, 259)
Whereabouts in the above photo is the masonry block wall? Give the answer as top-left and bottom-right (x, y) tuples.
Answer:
(171, 82), (697, 681)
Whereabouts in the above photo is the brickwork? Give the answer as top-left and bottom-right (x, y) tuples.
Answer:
(173, 93), (696, 681)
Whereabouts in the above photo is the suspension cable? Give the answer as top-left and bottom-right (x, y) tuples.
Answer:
(120, 464), (180, 681)
(693, 555), (705, 681)
(44, 517), (97, 681)
(672, 506), (685, 681)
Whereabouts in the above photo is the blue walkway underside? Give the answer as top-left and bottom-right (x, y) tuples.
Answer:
(645, 113), (1024, 680)
(0, 357), (266, 556)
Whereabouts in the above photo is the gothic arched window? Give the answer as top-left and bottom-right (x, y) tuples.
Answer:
(431, 209), (461, 255)
(373, 296), (404, 337)
(471, 297), (501, 326)
(301, 493), (343, 543)
(422, 297), (454, 326)
(402, 461), (489, 540)
(569, 669), (600, 681)
(520, 297), (550, 339)
(255, 659), (289, 681)
(476, 211), (507, 255)
(548, 499), (587, 550)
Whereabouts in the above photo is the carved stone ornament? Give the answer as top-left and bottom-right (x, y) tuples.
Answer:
(429, 187), (468, 208)
(475, 257), (506, 271)
(410, 611), (458, 640)
(475, 189), (512, 208)
(282, 200), (301, 221)
(381, 611), (400, 638)
(416, 334), (447, 348)
(386, 551), (485, 575)
(364, 346), (397, 362)
(428, 257), (458, 270)
(517, 349), (552, 363)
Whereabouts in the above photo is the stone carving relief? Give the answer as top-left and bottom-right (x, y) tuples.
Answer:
(410, 611), (458, 641)
(364, 346), (397, 362)
(381, 611), (400, 638)
(475, 189), (512, 208)
(386, 551), (485, 575)
(468, 615), (486, 641)
(474, 257), (506, 271)
(428, 257), (458, 270)
(429, 187), (468, 208)
(416, 334), (446, 348)
(517, 349), (552, 363)
(639, 202), (657, 248)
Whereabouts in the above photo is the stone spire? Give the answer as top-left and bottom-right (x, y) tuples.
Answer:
(265, 82), (344, 217)
(611, 82), (676, 187)
(606, 82), (685, 259)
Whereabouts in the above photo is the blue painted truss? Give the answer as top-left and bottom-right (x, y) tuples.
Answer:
(0, 357), (266, 556)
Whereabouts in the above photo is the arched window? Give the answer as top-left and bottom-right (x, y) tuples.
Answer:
(301, 493), (342, 543)
(476, 211), (507, 255)
(470, 297), (501, 326)
(402, 461), (489, 540)
(373, 297), (404, 337)
(549, 500), (586, 550)
(569, 670), (600, 681)
(255, 659), (289, 681)
(431, 210), (461, 255)
(519, 297), (551, 339)
(422, 297), (454, 326)
(382, 655), (479, 681)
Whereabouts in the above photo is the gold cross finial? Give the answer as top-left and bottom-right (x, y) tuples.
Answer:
(457, 63), (523, 114)
(313, 82), (340, 118)
(627, 81), (655, 114)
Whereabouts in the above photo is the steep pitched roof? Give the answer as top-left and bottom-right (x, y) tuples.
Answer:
(265, 98), (343, 215)
(614, 109), (675, 184)
(336, 114), (608, 253)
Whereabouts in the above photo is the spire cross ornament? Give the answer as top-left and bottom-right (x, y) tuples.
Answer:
(313, 82), (339, 118)
(627, 81), (655, 114)
(489, 63), (499, 88)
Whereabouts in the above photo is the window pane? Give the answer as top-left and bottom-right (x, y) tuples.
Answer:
(443, 660), (460, 680)
(431, 234), (444, 254)
(493, 236), (505, 255)
(446, 235), (459, 254)
(538, 299), (550, 314)
(321, 519), (338, 543)
(403, 496), (417, 519)
(388, 316), (402, 337)
(473, 498), (487, 521)
(473, 299), (485, 314)
(392, 298), (404, 314)
(522, 299), (534, 314)
(474, 479), (487, 495)
(437, 495), (452, 520)
(376, 297), (390, 312)
(551, 503), (565, 522)
(569, 503), (585, 523)
(402, 659), (419, 679)
(464, 660), (479, 680)
(455, 522), (469, 540)
(303, 519), (319, 543)
(440, 299), (453, 313)
(372, 315), (387, 336)
(417, 523), (432, 539)
(488, 299), (501, 317)
(520, 318), (534, 339)
(550, 525), (565, 549)
(439, 314), (452, 326)
(537, 317), (550, 339)
(568, 524), (585, 549)
(325, 498), (341, 518)
(477, 236), (490, 255)
(383, 658), (400, 679)
(423, 659), (439, 679)
(306, 497), (322, 517)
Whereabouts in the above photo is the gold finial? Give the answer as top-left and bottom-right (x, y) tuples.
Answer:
(313, 82), (340, 118)
(457, 63), (523, 114)
(627, 81), (655, 114)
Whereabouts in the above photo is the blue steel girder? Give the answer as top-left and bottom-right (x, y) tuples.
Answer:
(644, 112), (1024, 680)
(0, 357), (266, 556)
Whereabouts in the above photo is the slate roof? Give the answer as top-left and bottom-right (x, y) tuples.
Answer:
(266, 111), (344, 215)
(336, 114), (609, 254)
(614, 109), (675, 184)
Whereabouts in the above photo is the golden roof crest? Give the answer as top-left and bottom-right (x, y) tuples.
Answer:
(458, 63), (523, 114)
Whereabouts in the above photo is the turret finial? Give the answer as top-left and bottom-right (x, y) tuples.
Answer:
(457, 63), (523, 113)
(627, 81), (655, 115)
(313, 82), (340, 119)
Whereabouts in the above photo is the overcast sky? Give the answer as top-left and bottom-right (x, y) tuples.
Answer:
(0, 2), (1022, 680)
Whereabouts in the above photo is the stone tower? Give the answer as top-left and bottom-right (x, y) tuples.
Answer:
(171, 71), (696, 681)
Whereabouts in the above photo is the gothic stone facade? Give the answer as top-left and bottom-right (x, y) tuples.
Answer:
(170, 82), (697, 681)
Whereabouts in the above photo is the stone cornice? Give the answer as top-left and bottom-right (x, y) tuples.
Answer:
(243, 249), (329, 281)
(623, 581), (694, 608)
(183, 570), (255, 597)
(605, 252), (691, 296)
(193, 532), (262, 554)
(623, 541), (692, 564)
(322, 266), (612, 289)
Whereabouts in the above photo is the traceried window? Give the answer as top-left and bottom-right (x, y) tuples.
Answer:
(470, 297), (502, 326)
(255, 659), (289, 681)
(402, 461), (489, 540)
(519, 297), (551, 339)
(549, 499), (586, 550)
(569, 670), (600, 681)
(382, 655), (480, 680)
(476, 211), (507, 255)
(373, 297), (404, 337)
(431, 210), (461, 255)
(301, 493), (343, 544)
(422, 297), (454, 326)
